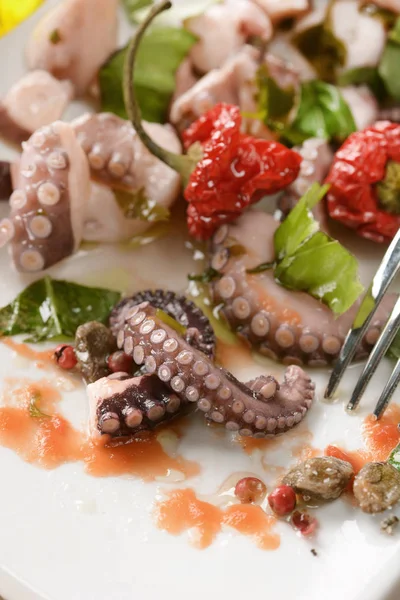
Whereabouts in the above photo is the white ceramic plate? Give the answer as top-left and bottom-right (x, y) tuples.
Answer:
(0, 3), (400, 599)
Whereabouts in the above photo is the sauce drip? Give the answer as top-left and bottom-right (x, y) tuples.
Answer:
(155, 488), (280, 550)
(0, 380), (199, 481)
(2, 338), (54, 369)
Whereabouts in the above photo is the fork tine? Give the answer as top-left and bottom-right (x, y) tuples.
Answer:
(325, 228), (400, 399)
(346, 295), (400, 411)
(373, 359), (400, 419)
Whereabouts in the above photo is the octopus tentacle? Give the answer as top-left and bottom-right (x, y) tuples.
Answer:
(209, 211), (398, 366)
(114, 302), (315, 438)
(110, 290), (216, 359)
(2, 121), (90, 272)
(88, 372), (189, 440)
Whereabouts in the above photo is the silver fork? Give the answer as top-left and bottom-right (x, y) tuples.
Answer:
(324, 228), (400, 418)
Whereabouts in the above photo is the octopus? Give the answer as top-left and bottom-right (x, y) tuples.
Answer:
(282, 456), (354, 501)
(0, 162), (12, 201)
(72, 112), (182, 203)
(0, 71), (73, 146)
(0, 121), (90, 272)
(185, 0), (273, 74)
(278, 137), (333, 228)
(86, 290), (216, 440)
(170, 46), (299, 135)
(208, 210), (398, 366)
(108, 298), (315, 439)
(251, 0), (310, 22)
(25, 0), (119, 96)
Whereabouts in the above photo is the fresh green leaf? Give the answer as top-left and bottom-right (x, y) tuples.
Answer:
(378, 17), (400, 101)
(255, 65), (296, 125)
(292, 23), (346, 82)
(282, 80), (356, 144)
(29, 392), (50, 419)
(115, 188), (170, 222)
(0, 277), (121, 342)
(272, 183), (364, 315)
(388, 440), (400, 470)
(337, 66), (387, 101)
(188, 267), (220, 283)
(99, 26), (197, 123)
(122, 0), (153, 22)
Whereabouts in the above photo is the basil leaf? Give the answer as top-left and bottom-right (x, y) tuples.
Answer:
(283, 80), (356, 144)
(0, 277), (121, 342)
(292, 23), (346, 82)
(388, 440), (400, 470)
(378, 17), (400, 101)
(273, 183), (364, 315)
(99, 27), (197, 123)
(337, 66), (387, 101)
(115, 188), (170, 222)
(122, 0), (153, 22)
(256, 65), (296, 124)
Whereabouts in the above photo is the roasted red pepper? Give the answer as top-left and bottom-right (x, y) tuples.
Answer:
(122, 2), (302, 241)
(326, 121), (400, 243)
(183, 104), (302, 239)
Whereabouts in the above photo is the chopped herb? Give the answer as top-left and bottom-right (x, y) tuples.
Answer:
(376, 160), (400, 215)
(311, 548), (318, 556)
(115, 188), (170, 222)
(247, 262), (275, 275)
(188, 267), (220, 283)
(155, 309), (187, 336)
(99, 26), (197, 123)
(273, 183), (364, 315)
(0, 277), (121, 343)
(127, 222), (171, 248)
(378, 17), (400, 101)
(256, 65), (296, 127)
(361, 3), (397, 28)
(380, 515), (399, 535)
(49, 29), (61, 44)
(187, 282), (238, 346)
(29, 392), (50, 419)
(388, 441), (400, 471)
(292, 22), (346, 82)
(281, 81), (356, 144)
(388, 331), (400, 360)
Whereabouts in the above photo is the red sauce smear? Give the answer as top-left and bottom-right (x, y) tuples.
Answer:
(0, 380), (199, 481)
(2, 338), (54, 369)
(155, 488), (280, 550)
(325, 404), (400, 477)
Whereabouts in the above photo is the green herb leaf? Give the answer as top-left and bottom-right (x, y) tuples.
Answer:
(0, 277), (121, 342)
(49, 29), (61, 44)
(292, 23), (346, 82)
(187, 282), (238, 346)
(188, 267), (220, 283)
(282, 80), (356, 144)
(376, 160), (400, 215)
(273, 183), (364, 315)
(255, 65), (296, 125)
(122, 0), (153, 22)
(337, 66), (387, 101)
(388, 440), (400, 470)
(378, 17), (400, 101)
(155, 309), (187, 336)
(246, 262), (275, 275)
(29, 392), (50, 419)
(115, 188), (170, 222)
(99, 26), (197, 123)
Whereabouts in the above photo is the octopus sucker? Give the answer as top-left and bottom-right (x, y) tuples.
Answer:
(113, 302), (315, 438)
(72, 113), (181, 216)
(110, 290), (216, 360)
(5, 121), (90, 272)
(209, 211), (398, 366)
(88, 373), (192, 440)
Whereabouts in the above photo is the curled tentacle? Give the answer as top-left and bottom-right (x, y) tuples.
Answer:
(110, 290), (216, 359)
(0, 71), (73, 146)
(114, 302), (315, 438)
(1, 121), (90, 272)
(209, 211), (398, 366)
(88, 373), (189, 440)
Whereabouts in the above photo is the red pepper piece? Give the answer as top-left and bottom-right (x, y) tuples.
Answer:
(326, 121), (400, 243)
(184, 104), (302, 240)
